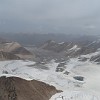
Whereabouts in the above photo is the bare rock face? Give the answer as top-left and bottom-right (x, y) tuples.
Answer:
(1, 42), (31, 55)
(0, 76), (59, 100)
(56, 62), (66, 72)
(0, 42), (34, 60)
(0, 51), (20, 60)
(73, 76), (84, 81)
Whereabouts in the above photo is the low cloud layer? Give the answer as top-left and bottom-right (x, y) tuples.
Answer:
(0, 0), (100, 34)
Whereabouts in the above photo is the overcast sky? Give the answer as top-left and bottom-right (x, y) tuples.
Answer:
(0, 0), (100, 34)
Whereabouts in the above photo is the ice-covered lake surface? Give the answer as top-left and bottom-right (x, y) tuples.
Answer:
(0, 58), (100, 100)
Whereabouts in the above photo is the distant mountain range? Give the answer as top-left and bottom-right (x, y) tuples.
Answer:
(0, 33), (99, 45)
(39, 39), (100, 63)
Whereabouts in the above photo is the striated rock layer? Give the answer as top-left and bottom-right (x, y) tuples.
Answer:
(0, 76), (59, 100)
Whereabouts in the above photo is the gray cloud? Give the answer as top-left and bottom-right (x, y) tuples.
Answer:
(0, 0), (100, 34)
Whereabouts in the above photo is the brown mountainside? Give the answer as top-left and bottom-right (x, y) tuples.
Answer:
(0, 76), (60, 100)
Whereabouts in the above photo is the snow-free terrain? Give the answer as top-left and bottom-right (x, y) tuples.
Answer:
(0, 54), (100, 100)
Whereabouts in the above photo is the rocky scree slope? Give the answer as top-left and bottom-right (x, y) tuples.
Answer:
(0, 76), (59, 100)
(0, 41), (34, 60)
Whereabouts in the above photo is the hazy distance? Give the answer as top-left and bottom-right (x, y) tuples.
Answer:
(0, 0), (100, 34)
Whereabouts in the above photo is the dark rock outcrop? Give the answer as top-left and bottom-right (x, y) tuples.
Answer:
(0, 51), (20, 60)
(0, 76), (60, 100)
(56, 62), (66, 72)
(73, 76), (84, 81)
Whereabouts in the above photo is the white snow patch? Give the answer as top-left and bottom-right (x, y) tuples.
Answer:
(0, 59), (100, 99)
(50, 91), (100, 100)
(68, 45), (80, 51)
(58, 42), (64, 45)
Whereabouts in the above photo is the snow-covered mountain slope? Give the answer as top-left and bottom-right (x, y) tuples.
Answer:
(0, 56), (100, 100)
(50, 58), (100, 100)
(50, 91), (100, 100)
(39, 39), (100, 60)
